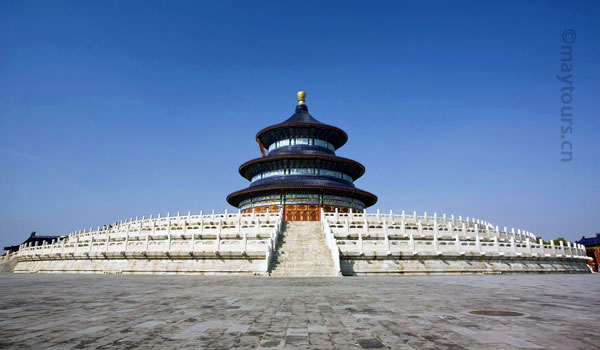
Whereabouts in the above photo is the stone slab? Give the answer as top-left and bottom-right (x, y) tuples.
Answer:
(0, 273), (598, 349)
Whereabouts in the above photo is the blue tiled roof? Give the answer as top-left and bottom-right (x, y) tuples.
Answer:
(576, 233), (600, 246)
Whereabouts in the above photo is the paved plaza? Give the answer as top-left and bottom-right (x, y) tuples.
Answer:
(0, 274), (598, 349)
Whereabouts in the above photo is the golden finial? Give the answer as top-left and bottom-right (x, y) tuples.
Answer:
(297, 91), (306, 105)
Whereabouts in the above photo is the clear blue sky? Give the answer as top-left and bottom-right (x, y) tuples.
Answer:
(1, 1), (599, 248)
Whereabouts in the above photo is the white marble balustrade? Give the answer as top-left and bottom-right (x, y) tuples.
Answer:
(322, 209), (588, 259)
(15, 209), (283, 272)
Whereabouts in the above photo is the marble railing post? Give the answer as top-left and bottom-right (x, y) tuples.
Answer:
(191, 228), (196, 253)
(417, 221), (423, 237)
(335, 208), (339, 221)
(383, 217), (390, 254)
(242, 230), (247, 253)
(200, 215), (205, 237)
(559, 241), (565, 256)
(344, 218), (349, 234)
(567, 241), (573, 256)
(433, 222), (439, 253)
(254, 218), (260, 239)
(401, 209), (406, 223)
(376, 209), (380, 221)
(349, 208), (353, 221)
(511, 236), (517, 254)
(539, 238), (545, 255)
(455, 234), (461, 252)
(550, 240), (555, 255)
(358, 227), (364, 255)
(167, 221), (172, 252)
(448, 222), (454, 236)
(475, 224), (481, 252)
(216, 218), (222, 252)
(125, 224), (130, 252)
(517, 229), (525, 242)
(105, 235), (110, 252)
(409, 232), (415, 253)
(526, 238), (532, 254)
(145, 233), (150, 251)
(462, 222), (467, 237)
(401, 216), (406, 236)
(494, 236), (500, 253)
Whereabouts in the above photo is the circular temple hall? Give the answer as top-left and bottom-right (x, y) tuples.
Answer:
(227, 91), (377, 221)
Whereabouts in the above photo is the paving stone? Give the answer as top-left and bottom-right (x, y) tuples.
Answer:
(0, 273), (598, 349)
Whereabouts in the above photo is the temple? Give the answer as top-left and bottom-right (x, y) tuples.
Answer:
(0, 91), (592, 276)
(227, 91), (377, 221)
(2, 232), (61, 254)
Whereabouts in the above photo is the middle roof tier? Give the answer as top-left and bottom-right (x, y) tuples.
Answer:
(238, 154), (366, 182)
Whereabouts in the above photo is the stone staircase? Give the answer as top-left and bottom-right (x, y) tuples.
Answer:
(270, 221), (339, 277)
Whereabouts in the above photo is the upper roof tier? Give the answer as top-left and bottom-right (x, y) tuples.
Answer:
(256, 92), (348, 150)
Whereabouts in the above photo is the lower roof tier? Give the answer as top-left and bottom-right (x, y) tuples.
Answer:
(226, 184), (377, 208)
(238, 193), (366, 211)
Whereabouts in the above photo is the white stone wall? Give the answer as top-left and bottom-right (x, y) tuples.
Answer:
(13, 210), (283, 275)
(322, 209), (591, 275)
(14, 258), (267, 275)
(341, 258), (590, 275)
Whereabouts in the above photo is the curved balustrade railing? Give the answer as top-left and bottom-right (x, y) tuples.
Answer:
(320, 209), (341, 275)
(16, 209), (283, 273)
(322, 209), (588, 259)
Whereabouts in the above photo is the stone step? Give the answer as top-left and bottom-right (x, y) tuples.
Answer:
(274, 250), (331, 255)
(275, 253), (332, 258)
(271, 272), (335, 277)
(272, 263), (332, 268)
(269, 221), (338, 277)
